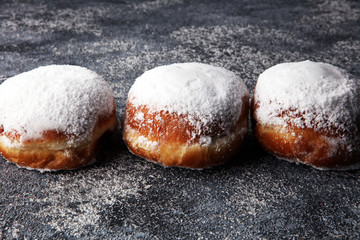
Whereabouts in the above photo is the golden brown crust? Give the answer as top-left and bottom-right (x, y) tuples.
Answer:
(254, 124), (360, 169)
(123, 96), (249, 168)
(252, 99), (360, 170)
(0, 142), (96, 170)
(0, 106), (118, 171)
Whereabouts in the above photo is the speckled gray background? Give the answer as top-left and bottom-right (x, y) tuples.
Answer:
(0, 0), (360, 239)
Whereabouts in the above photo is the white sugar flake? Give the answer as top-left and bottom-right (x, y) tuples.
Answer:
(128, 63), (249, 132)
(0, 65), (114, 143)
(254, 60), (360, 140)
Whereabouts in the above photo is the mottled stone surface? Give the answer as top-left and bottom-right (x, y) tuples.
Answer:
(0, 0), (360, 239)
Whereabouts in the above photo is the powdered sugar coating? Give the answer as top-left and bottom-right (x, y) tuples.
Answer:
(128, 62), (249, 133)
(254, 60), (360, 140)
(0, 65), (115, 144)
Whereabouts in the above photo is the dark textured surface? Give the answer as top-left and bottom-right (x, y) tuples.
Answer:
(0, 0), (360, 239)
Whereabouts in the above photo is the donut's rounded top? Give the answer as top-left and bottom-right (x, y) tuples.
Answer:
(128, 62), (249, 132)
(254, 60), (360, 137)
(0, 65), (115, 143)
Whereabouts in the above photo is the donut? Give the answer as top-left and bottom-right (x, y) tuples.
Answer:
(123, 63), (249, 168)
(253, 60), (360, 170)
(0, 65), (118, 171)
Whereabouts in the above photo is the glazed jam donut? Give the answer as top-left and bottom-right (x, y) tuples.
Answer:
(0, 65), (118, 171)
(123, 63), (249, 168)
(253, 60), (360, 170)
